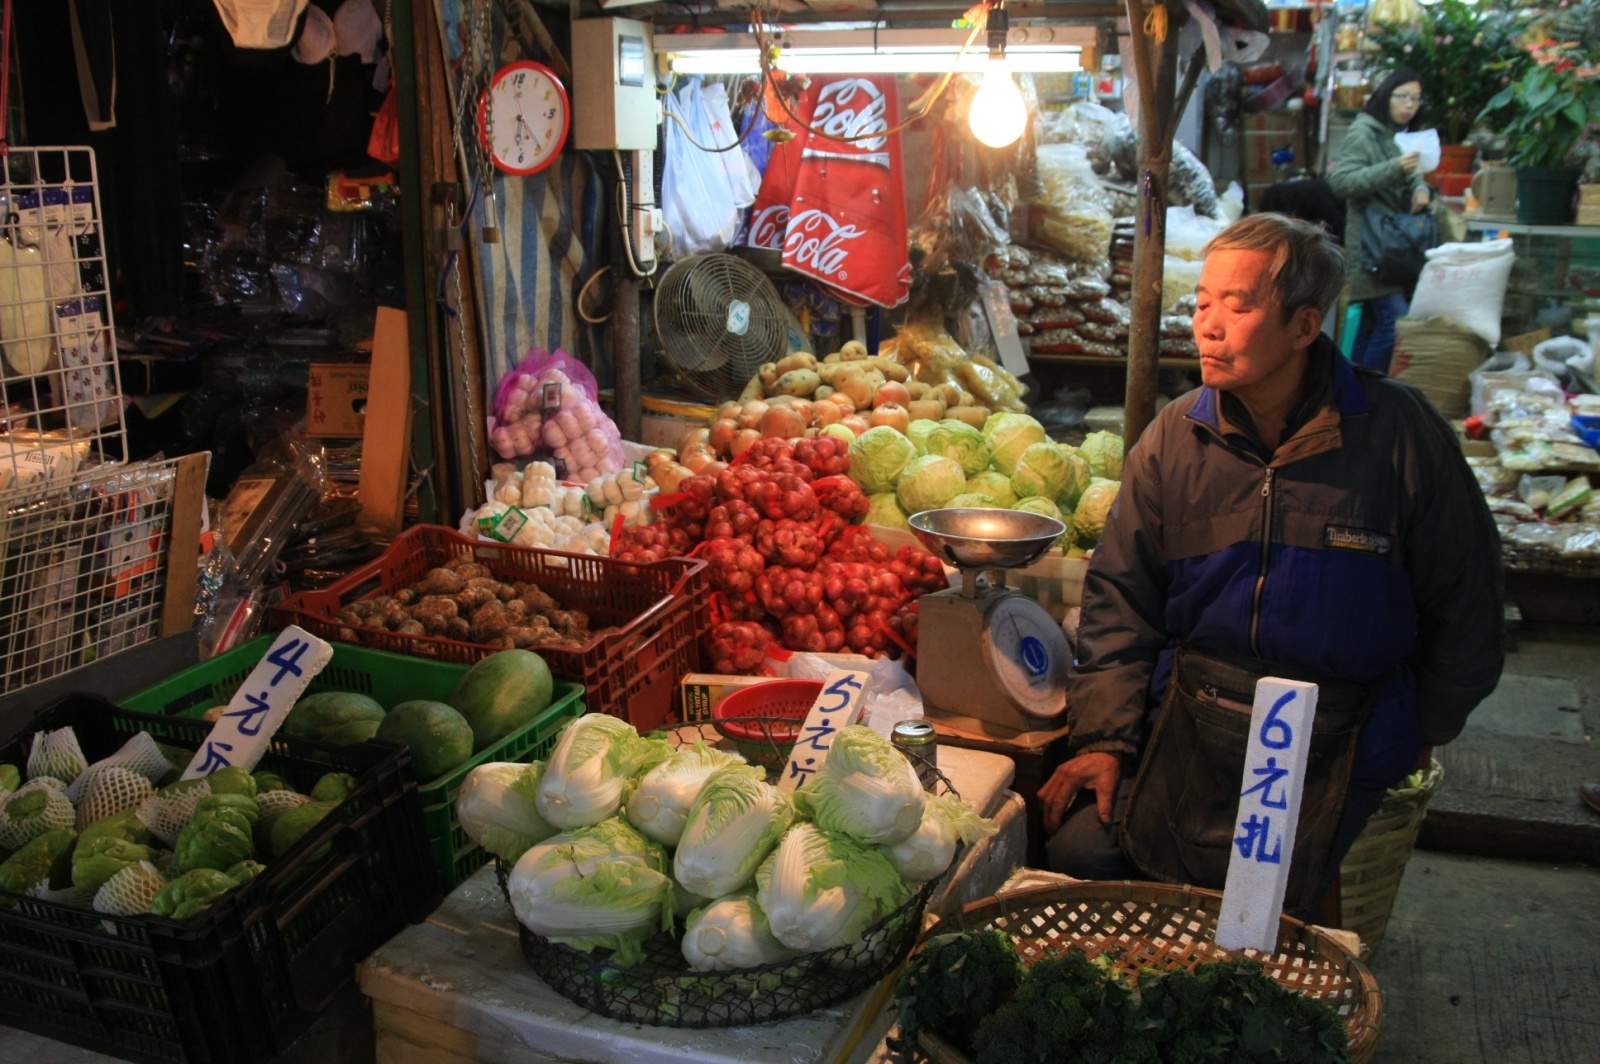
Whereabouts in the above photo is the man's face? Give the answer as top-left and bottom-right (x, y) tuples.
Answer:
(1193, 248), (1317, 395)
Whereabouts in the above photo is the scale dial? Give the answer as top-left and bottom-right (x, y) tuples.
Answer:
(982, 594), (1070, 718)
(477, 60), (570, 176)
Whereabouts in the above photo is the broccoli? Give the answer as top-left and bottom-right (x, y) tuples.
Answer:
(892, 930), (1023, 1056)
(974, 950), (1144, 1064)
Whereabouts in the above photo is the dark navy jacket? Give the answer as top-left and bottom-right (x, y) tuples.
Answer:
(1067, 338), (1504, 790)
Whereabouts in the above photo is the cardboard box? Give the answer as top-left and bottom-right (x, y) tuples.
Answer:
(1245, 111), (1301, 134)
(1576, 204), (1600, 226)
(1244, 131), (1303, 181)
(679, 673), (776, 723)
(1579, 184), (1600, 207)
(307, 363), (369, 438)
(358, 308), (413, 539)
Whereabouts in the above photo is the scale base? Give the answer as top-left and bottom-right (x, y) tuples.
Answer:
(915, 585), (1068, 738)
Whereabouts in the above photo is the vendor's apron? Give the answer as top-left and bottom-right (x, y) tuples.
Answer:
(1118, 644), (1383, 913)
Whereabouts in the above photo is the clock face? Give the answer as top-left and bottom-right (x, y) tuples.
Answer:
(478, 61), (570, 176)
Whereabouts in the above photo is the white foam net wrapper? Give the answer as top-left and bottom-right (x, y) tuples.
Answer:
(30, 880), (95, 908)
(76, 766), (156, 832)
(255, 788), (309, 833)
(27, 728), (88, 786)
(93, 860), (168, 917)
(0, 779), (78, 849)
(66, 732), (172, 804)
(137, 782), (212, 846)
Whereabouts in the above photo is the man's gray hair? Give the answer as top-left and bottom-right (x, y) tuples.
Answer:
(1202, 213), (1346, 323)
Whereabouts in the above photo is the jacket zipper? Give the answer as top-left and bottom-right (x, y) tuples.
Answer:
(1250, 468), (1276, 656)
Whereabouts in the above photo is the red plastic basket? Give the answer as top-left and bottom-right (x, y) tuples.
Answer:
(273, 526), (709, 730)
(712, 678), (822, 770)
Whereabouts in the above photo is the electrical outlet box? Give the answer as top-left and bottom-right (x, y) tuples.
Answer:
(572, 17), (658, 151)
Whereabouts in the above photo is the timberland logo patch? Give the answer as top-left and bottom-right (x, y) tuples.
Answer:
(1324, 525), (1393, 555)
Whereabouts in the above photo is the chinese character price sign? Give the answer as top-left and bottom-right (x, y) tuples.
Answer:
(777, 669), (872, 793)
(1215, 678), (1319, 953)
(180, 626), (334, 780)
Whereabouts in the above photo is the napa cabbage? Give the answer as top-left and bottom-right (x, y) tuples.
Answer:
(881, 794), (997, 882)
(792, 726), (926, 845)
(681, 889), (801, 971)
(673, 768), (794, 899)
(626, 743), (758, 847)
(505, 817), (672, 965)
(457, 761), (558, 863)
(536, 716), (671, 830)
(755, 823), (908, 953)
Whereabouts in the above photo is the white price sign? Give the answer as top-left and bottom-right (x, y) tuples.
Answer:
(777, 669), (872, 793)
(180, 626), (334, 780)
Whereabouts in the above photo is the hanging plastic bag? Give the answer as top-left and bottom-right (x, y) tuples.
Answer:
(699, 82), (759, 209)
(663, 79), (741, 255)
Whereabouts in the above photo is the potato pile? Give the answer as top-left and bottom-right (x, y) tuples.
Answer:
(334, 556), (600, 651)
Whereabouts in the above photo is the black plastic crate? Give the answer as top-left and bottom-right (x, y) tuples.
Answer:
(0, 695), (442, 1063)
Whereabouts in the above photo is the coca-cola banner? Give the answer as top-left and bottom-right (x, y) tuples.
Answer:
(744, 81), (814, 252)
(778, 76), (911, 309)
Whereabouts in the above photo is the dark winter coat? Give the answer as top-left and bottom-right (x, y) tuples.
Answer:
(1327, 112), (1428, 303)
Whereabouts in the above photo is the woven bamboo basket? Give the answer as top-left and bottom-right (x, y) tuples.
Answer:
(1338, 758), (1444, 961)
(910, 881), (1383, 1064)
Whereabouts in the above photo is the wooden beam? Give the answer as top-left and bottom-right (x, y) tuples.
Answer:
(1121, 0), (1181, 450)
(613, 276), (643, 444)
(159, 452), (210, 637)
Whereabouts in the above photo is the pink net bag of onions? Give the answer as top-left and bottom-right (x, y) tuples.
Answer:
(487, 349), (627, 480)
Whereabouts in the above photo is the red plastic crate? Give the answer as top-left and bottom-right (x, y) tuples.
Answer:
(272, 526), (709, 730)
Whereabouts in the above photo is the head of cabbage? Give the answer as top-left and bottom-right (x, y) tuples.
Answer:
(1013, 495), (1074, 549)
(923, 420), (990, 476)
(944, 493), (1003, 509)
(982, 413), (1047, 475)
(896, 455), (967, 515)
(964, 471), (1017, 507)
(865, 492), (911, 531)
(1009, 442), (1072, 502)
(848, 427), (917, 494)
(1080, 430), (1125, 481)
(906, 419), (939, 454)
(1073, 478), (1121, 547)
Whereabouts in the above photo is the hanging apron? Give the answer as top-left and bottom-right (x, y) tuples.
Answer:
(1119, 643), (1385, 913)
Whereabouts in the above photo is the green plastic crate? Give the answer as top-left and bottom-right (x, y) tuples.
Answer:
(122, 637), (585, 890)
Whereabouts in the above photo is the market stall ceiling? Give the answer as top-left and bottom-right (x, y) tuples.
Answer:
(666, 26), (1092, 74)
(601, 0), (1267, 35)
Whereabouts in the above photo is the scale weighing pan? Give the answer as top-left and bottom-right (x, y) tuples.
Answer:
(908, 508), (1066, 571)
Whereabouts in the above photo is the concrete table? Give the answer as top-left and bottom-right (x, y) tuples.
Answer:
(358, 746), (1022, 1064)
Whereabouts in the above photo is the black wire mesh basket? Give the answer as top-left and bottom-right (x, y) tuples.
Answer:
(493, 719), (957, 1028)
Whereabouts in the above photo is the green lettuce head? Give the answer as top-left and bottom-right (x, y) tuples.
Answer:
(905, 418), (940, 454)
(1008, 442), (1074, 502)
(1073, 478), (1121, 547)
(847, 426), (917, 494)
(923, 420), (990, 476)
(964, 471), (1018, 507)
(1079, 430), (1125, 481)
(865, 493), (911, 531)
(672, 768), (794, 899)
(982, 413), (1047, 475)
(150, 868), (238, 920)
(896, 455), (967, 515)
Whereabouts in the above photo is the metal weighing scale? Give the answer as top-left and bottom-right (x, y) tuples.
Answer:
(909, 509), (1072, 738)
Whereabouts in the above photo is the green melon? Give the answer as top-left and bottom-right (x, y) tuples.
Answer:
(283, 692), (386, 742)
(376, 701), (475, 780)
(448, 650), (555, 752)
(318, 720), (382, 746)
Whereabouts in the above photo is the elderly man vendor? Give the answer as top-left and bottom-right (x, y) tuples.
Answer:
(1041, 213), (1504, 912)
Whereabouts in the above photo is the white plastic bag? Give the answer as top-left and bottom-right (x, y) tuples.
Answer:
(662, 79), (741, 255)
(699, 83), (759, 210)
(1165, 205), (1227, 261)
(1394, 129), (1441, 174)
(1407, 239), (1515, 345)
(783, 653), (924, 737)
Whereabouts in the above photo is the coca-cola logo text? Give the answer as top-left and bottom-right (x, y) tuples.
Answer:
(748, 205), (789, 250)
(810, 79), (887, 150)
(783, 209), (863, 279)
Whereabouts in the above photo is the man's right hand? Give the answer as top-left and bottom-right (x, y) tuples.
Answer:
(1039, 751), (1122, 833)
(1398, 152), (1421, 175)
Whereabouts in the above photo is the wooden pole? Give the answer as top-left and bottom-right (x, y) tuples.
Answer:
(1122, 0), (1183, 450)
(613, 277), (643, 444)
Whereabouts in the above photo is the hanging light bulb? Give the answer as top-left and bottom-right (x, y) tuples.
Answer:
(968, 3), (1028, 149)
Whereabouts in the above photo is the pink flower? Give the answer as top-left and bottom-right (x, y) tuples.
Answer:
(1443, 35), (1454, 45)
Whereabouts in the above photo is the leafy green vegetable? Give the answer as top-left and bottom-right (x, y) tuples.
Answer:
(457, 761), (559, 862)
(504, 817), (673, 966)
(1073, 479), (1121, 548)
(626, 743), (758, 848)
(881, 793), (995, 883)
(865, 492), (911, 531)
(923, 420), (991, 476)
(792, 726), (926, 845)
(1009, 442), (1084, 505)
(681, 889), (800, 972)
(0, 827), (76, 895)
(536, 716), (669, 830)
(965, 471), (1018, 507)
(72, 835), (155, 894)
(673, 768), (793, 898)
(892, 930), (1023, 1057)
(175, 807), (255, 872)
(906, 418), (940, 454)
(945, 493), (1004, 509)
(754, 823), (907, 953)
(1079, 431), (1125, 481)
(897, 455), (967, 515)
(982, 413), (1047, 475)
(150, 868), (238, 920)
(848, 426), (917, 494)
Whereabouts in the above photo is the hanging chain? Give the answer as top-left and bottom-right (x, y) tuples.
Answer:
(461, 0), (500, 242)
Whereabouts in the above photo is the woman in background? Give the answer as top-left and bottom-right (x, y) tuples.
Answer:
(1328, 67), (1431, 374)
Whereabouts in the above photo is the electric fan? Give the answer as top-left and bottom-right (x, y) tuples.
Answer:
(652, 253), (790, 401)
